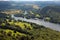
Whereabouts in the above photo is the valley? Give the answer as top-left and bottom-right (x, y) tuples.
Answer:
(0, 1), (60, 40)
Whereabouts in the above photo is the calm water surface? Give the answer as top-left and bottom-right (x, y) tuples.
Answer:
(11, 14), (60, 31)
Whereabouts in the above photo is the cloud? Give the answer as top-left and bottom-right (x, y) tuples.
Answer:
(0, 0), (11, 1)
(0, 0), (60, 1)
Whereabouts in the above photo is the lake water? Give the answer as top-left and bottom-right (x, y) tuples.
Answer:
(11, 14), (60, 31)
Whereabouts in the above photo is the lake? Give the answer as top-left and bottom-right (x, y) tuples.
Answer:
(11, 14), (60, 31)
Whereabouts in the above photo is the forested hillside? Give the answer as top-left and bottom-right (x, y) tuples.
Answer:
(40, 6), (60, 23)
(0, 17), (60, 40)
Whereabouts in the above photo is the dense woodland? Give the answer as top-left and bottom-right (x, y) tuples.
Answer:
(0, 14), (60, 40)
(40, 6), (60, 24)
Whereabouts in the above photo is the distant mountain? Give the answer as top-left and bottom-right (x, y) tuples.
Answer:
(40, 6), (60, 23)
(0, 1), (60, 10)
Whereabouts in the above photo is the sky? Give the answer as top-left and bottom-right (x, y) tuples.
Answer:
(0, 0), (60, 1)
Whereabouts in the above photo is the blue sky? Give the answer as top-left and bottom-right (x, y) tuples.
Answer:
(0, 0), (60, 1)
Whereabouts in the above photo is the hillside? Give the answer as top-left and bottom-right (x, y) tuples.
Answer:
(40, 6), (60, 24)
(0, 17), (60, 40)
(0, 1), (60, 40)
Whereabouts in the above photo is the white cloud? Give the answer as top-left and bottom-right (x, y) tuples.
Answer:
(0, 0), (60, 1)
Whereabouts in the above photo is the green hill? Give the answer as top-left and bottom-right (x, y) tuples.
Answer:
(40, 6), (60, 24)
(0, 18), (60, 40)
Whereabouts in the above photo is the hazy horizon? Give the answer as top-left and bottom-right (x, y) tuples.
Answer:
(0, 0), (60, 1)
